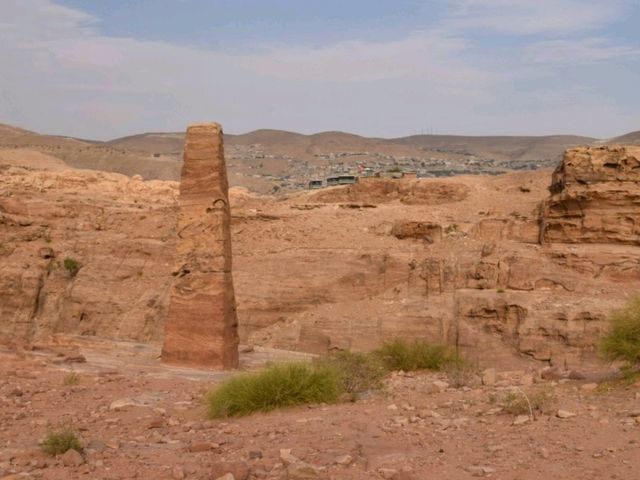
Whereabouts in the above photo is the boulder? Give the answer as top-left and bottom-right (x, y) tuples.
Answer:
(391, 221), (442, 242)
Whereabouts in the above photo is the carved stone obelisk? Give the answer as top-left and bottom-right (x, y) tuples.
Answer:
(162, 123), (239, 369)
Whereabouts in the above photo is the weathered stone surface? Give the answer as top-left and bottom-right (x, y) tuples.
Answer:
(391, 221), (442, 242)
(161, 123), (239, 369)
(2, 151), (639, 369)
(542, 146), (640, 245)
(0, 164), (177, 346)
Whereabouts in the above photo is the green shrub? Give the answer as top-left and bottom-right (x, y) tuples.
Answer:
(41, 429), (82, 456)
(600, 297), (640, 366)
(63, 371), (80, 386)
(63, 257), (81, 277)
(316, 350), (387, 396)
(375, 339), (453, 372)
(206, 362), (343, 418)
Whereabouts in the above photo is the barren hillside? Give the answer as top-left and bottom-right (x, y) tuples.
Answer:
(608, 130), (640, 145)
(2, 122), (639, 195)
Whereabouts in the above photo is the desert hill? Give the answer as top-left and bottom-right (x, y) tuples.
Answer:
(0, 124), (181, 181)
(608, 130), (640, 145)
(0, 123), (34, 141)
(1, 122), (639, 194)
(103, 128), (608, 192)
(108, 128), (598, 163)
(388, 134), (596, 162)
(105, 132), (188, 155)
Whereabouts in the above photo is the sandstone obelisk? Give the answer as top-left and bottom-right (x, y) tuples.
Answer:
(162, 123), (239, 369)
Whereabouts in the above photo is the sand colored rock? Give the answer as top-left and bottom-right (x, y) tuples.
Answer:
(2, 148), (640, 369)
(161, 123), (239, 369)
(542, 146), (640, 245)
(0, 162), (178, 347)
(391, 220), (442, 242)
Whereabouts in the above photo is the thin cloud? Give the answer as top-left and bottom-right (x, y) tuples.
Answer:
(526, 38), (640, 64)
(0, 0), (638, 139)
(445, 0), (624, 35)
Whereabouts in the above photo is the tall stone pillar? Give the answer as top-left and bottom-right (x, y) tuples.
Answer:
(162, 123), (239, 369)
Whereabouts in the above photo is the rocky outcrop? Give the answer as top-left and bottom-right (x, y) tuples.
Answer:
(541, 146), (640, 245)
(0, 164), (177, 347)
(304, 177), (469, 205)
(161, 124), (239, 369)
(391, 221), (442, 242)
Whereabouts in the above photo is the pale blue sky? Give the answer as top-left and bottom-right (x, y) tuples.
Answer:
(1, 0), (639, 139)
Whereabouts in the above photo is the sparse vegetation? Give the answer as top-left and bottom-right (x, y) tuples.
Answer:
(316, 350), (387, 397)
(501, 387), (555, 416)
(63, 371), (80, 386)
(443, 357), (479, 388)
(444, 224), (459, 235)
(206, 362), (342, 418)
(41, 429), (83, 456)
(597, 366), (640, 391)
(374, 339), (454, 372)
(63, 257), (81, 277)
(207, 340), (466, 417)
(600, 297), (640, 367)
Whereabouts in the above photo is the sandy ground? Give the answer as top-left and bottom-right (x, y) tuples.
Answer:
(1, 348), (639, 480)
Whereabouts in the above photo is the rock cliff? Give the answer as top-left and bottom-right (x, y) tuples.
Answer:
(542, 146), (640, 245)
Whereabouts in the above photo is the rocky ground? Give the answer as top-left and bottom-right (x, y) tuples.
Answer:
(1, 349), (639, 480)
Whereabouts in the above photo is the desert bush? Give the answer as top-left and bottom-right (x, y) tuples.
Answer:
(600, 297), (640, 366)
(316, 350), (387, 396)
(63, 257), (81, 277)
(63, 371), (80, 386)
(444, 224), (459, 235)
(41, 429), (82, 456)
(443, 357), (479, 388)
(206, 362), (342, 418)
(501, 387), (555, 416)
(375, 339), (454, 372)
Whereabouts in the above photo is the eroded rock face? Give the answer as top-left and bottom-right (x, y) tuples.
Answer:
(0, 165), (177, 346)
(542, 146), (640, 245)
(2, 149), (639, 369)
(391, 221), (442, 242)
(161, 123), (239, 369)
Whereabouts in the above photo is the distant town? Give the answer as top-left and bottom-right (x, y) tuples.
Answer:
(226, 143), (557, 192)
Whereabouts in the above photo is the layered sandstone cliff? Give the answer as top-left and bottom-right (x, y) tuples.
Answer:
(542, 146), (640, 245)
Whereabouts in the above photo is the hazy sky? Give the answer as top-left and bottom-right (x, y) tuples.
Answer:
(1, 0), (639, 140)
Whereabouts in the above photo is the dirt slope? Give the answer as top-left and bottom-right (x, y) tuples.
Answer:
(608, 130), (640, 145)
(0, 348), (638, 480)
